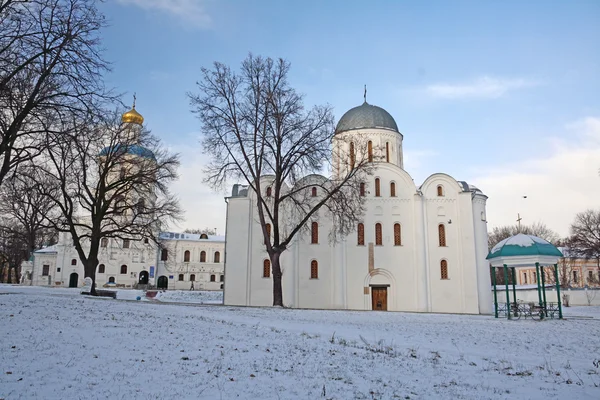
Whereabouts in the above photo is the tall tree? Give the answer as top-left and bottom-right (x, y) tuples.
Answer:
(0, 166), (58, 282)
(189, 54), (374, 306)
(0, 0), (111, 188)
(569, 209), (600, 270)
(36, 110), (181, 295)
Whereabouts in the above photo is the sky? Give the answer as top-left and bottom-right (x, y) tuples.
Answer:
(99, 0), (600, 237)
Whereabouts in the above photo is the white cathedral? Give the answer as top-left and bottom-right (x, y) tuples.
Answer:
(20, 104), (225, 292)
(224, 101), (493, 314)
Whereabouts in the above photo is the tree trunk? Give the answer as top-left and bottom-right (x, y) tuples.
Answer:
(271, 251), (284, 307)
(84, 261), (98, 296)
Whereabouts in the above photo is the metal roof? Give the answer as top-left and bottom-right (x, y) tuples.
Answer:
(335, 102), (399, 134)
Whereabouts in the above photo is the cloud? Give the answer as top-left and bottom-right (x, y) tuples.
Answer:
(425, 76), (539, 99)
(117, 0), (211, 28)
(472, 117), (600, 237)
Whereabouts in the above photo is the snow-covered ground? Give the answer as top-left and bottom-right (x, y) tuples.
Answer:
(1, 284), (599, 399)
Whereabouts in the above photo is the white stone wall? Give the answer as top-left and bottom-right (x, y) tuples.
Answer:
(23, 232), (224, 290)
(156, 238), (225, 290)
(224, 167), (490, 314)
(493, 287), (600, 307)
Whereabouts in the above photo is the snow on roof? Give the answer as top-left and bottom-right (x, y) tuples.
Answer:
(488, 233), (562, 258)
(34, 245), (58, 254)
(158, 232), (225, 242)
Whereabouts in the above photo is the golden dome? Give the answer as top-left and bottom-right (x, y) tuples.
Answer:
(122, 106), (144, 125)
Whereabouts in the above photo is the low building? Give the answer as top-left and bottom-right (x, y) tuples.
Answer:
(20, 231), (225, 290)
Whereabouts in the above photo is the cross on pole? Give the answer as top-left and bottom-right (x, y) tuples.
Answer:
(516, 213), (522, 232)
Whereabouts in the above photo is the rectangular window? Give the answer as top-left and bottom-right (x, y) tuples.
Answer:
(42, 265), (50, 276)
(123, 239), (130, 249)
(161, 249), (168, 261)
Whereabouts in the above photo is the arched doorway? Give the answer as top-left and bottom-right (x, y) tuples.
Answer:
(138, 271), (149, 285)
(157, 275), (168, 290)
(364, 269), (395, 311)
(69, 273), (79, 288)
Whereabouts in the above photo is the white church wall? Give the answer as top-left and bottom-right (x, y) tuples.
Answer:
(471, 194), (493, 314)
(223, 196), (253, 306)
(421, 174), (480, 314)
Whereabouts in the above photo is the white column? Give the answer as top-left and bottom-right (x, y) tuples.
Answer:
(472, 194), (493, 314)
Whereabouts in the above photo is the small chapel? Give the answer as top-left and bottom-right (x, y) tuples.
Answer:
(224, 101), (493, 314)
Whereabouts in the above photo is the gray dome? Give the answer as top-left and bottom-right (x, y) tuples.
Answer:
(335, 102), (399, 134)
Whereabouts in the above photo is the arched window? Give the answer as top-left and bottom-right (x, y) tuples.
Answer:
(220, 275), (224, 282)
(375, 223), (382, 246)
(311, 187), (317, 197)
(437, 185), (444, 197)
(441, 260), (448, 280)
(161, 249), (168, 261)
(311, 222), (318, 244)
(108, 276), (115, 283)
(101, 238), (108, 248)
(264, 223), (271, 245)
(522, 273), (527, 284)
(368, 141), (373, 162)
(120, 265), (127, 274)
(349, 142), (355, 167)
(263, 259), (271, 278)
(310, 260), (318, 279)
(375, 178), (381, 197)
(438, 224), (446, 247)
(210, 274), (216, 282)
(360, 182), (365, 196)
(386, 142), (390, 162)
(184, 250), (190, 262)
(200, 251), (206, 262)
(98, 264), (105, 274)
(190, 274), (195, 282)
(178, 274), (184, 281)
(390, 182), (396, 197)
(357, 223), (365, 245)
(266, 187), (272, 197)
(394, 223), (401, 246)
(71, 259), (77, 266)
(214, 251), (220, 263)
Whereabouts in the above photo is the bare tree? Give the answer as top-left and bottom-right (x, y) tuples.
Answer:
(189, 54), (374, 306)
(35, 110), (181, 295)
(569, 209), (600, 272)
(0, 166), (58, 282)
(488, 222), (560, 251)
(0, 0), (111, 188)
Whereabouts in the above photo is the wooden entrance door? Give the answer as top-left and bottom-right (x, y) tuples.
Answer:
(371, 287), (388, 311)
(69, 273), (78, 288)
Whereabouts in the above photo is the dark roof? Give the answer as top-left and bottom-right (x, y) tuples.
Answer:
(335, 102), (399, 134)
(99, 144), (156, 160)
